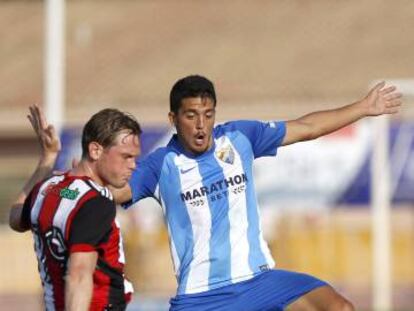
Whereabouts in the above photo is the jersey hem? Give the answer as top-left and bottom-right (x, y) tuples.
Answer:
(176, 270), (269, 295)
(69, 243), (97, 253)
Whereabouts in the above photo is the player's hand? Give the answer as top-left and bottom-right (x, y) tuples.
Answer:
(363, 81), (402, 116)
(28, 104), (61, 158)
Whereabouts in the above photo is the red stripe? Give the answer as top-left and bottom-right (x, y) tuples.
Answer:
(103, 222), (123, 269)
(91, 220), (127, 306)
(30, 181), (43, 207)
(125, 292), (132, 303)
(91, 269), (112, 308)
(46, 254), (65, 310)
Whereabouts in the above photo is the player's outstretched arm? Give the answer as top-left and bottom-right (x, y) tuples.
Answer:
(282, 81), (402, 146)
(9, 104), (61, 232)
(109, 184), (133, 205)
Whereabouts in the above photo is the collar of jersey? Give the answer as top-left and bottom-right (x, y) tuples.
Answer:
(64, 171), (92, 182)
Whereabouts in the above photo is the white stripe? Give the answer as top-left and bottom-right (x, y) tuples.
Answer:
(115, 219), (126, 264)
(31, 175), (65, 225)
(214, 136), (252, 280)
(32, 229), (56, 311)
(44, 290), (56, 311)
(53, 179), (91, 234)
(123, 278), (134, 294)
(168, 224), (180, 280)
(159, 186), (181, 278)
(174, 155), (211, 293)
(257, 212), (275, 267)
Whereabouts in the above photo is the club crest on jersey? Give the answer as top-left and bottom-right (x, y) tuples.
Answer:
(45, 227), (67, 262)
(60, 187), (80, 200)
(215, 145), (235, 165)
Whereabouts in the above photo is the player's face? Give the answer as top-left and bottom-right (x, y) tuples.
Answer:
(169, 97), (216, 155)
(97, 131), (141, 188)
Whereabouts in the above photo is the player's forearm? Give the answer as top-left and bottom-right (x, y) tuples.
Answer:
(8, 153), (58, 232)
(296, 99), (368, 140)
(23, 153), (58, 197)
(65, 252), (97, 310)
(65, 274), (93, 311)
(110, 184), (133, 205)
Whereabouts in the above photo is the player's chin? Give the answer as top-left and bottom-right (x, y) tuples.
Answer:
(190, 144), (209, 155)
(111, 179), (129, 189)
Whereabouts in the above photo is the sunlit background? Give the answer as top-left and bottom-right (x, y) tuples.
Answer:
(0, 1), (413, 310)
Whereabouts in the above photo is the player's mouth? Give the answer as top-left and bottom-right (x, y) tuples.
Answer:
(194, 133), (206, 146)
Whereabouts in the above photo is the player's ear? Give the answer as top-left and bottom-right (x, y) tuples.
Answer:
(88, 142), (103, 161)
(168, 111), (177, 127)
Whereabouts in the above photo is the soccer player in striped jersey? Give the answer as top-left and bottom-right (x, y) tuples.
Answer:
(9, 106), (141, 311)
(117, 75), (401, 311)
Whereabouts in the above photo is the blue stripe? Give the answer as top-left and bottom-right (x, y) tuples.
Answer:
(230, 132), (268, 272)
(197, 155), (231, 288)
(159, 153), (194, 293)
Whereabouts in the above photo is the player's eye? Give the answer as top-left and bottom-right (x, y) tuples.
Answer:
(206, 112), (214, 119)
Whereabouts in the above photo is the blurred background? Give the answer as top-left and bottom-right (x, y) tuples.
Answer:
(0, 0), (413, 310)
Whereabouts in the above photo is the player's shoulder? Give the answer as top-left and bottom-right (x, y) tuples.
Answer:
(139, 146), (171, 167)
(216, 120), (284, 132)
(36, 172), (66, 191)
(75, 181), (115, 216)
(79, 191), (115, 213)
(147, 146), (170, 159)
(57, 176), (114, 203)
(214, 120), (260, 136)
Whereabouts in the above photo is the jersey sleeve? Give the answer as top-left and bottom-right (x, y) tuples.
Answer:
(68, 196), (115, 253)
(21, 181), (44, 230)
(123, 149), (165, 208)
(21, 190), (35, 230)
(224, 120), (286, 158)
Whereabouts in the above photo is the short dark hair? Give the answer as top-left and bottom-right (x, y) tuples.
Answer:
(169, 75), (217, 113)
(81, 108), (142, 158)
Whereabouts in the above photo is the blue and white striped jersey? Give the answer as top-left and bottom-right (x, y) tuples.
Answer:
(127, 120), (286, 294)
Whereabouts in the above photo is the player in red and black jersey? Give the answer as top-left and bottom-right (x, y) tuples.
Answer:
(9, 106), (141, 311)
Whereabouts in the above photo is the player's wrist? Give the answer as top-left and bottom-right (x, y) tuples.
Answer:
(353, 98), (371, 117)
(38, 151), (59, 167)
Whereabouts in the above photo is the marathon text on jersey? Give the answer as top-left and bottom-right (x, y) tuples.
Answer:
(180, 173), (248, 202)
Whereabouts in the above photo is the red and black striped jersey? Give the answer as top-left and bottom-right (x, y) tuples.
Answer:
(22, 173), (133, 311)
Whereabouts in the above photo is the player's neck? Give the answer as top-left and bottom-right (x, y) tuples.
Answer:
(71, 160), (104, 186)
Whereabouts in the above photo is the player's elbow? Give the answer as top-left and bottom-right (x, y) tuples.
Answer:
(9, 219), (27, 232)
(330, 299), (355, 311)
(296, 127), (321, 142)
(286, 120), (322, 144)
(8, 209), (27, 232)
(301, 124), (329, 141)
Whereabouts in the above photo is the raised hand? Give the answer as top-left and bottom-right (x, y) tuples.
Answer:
(28, 104), (61, 157)
(9, 105), (62, 232)
(363, 81), (403, 116)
